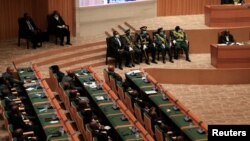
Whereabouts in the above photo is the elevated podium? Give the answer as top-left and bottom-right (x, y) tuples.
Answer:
(205, 4), (250, 27)
(211, 44), (250, 68)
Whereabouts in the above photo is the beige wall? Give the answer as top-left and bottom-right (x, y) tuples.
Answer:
(76, 0), (156, 39)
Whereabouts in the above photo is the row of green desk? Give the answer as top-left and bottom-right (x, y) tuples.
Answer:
(17, 67), (69, 141)
(125, 70), (208, 141)
(73, 69), (144, 141)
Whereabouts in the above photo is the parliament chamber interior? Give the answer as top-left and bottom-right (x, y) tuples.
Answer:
(0, 0), (250, 141)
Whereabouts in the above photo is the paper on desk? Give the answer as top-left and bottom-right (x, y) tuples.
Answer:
(75, 73), (80, 76)
(95, 96), (104, 101)
(19, 71), (24, 74)
(83, 82), (97, 88)
(145, 90), (157, 95)
(126, 70), (141, 75)
(26, 87), (35, 91)
(50, 120), (59, 124)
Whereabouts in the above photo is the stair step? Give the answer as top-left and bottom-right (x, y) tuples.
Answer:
(62, 58), (107, 71)
(14, 41), (105, 65)
(36, 46), (106, 66)
(58, 52), (106, 68)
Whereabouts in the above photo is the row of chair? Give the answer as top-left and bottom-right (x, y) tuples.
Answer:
(85, 66), (155, 141)
(140, 68), (208, 132)
(103, 68), (208, 141)
(32, 64), (82, 141)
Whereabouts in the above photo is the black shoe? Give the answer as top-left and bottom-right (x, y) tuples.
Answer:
(66, 42), (72, 45)
(146, 61), (150, 65)
(132, 64), (135, 67)
(119, 66), (123, 70)
(60, 43), (64, 46)
(186, 58), (191, 62)
(37, 42), (42, 47)
(126, 65), (132, 68)
(152, 60), (158, 64)
(170, 60), (174, 63)
(163, 60), (166, 64)
(135, 61), (140, 65)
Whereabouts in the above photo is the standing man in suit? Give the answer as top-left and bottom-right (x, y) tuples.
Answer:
(121, 29), (142, 66)
(154, 27), (173, 63)
(136, 26), (157, 65)
(48, 10), (71, 46)
(171, 26), (191, 62)
(110, 31), (131, 70)
(20, 13), (42, 49)
(218, 30), (235, 44)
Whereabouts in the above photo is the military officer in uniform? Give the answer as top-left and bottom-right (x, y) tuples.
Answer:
(171, 26), (191, 62)
(136, 26), (157, 65)
(121, 29), (142, 66)
(154, 27), (173, 63)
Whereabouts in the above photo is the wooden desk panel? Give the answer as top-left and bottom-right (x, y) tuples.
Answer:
(210, 44), (250, 68)
(205, 5), (250, 27)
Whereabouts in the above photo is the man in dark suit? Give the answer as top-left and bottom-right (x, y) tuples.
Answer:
(136, 26), (157, 65)
(19, 13), (42, 49)
(218, 30), (235, 44)
(48, 10), (71, 46)
(2, 67), (24, 88)
(110, 31), (131, 70)
(154, 27), (173, 63)
(121, 29), (142, 66)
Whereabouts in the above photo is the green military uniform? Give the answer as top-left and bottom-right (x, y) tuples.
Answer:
(172, 26), (191, 62)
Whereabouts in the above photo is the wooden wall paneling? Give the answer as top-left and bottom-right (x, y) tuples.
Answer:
(157, 0), (221, 16)
(0, 0), (33, 41)
(32, 0), (48, 31)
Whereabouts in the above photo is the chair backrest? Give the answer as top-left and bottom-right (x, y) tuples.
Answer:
(76, 111), (86, 136)
(103, 69), (110, 85)
(134, 103), (144, 125)
(109, 76), (117, 93)
(155, 125), (165, 141)
(117, 84), (125, 101)
(106, 37), (115, 57)
(143, 112), (154, 137)
(18, 17), (27, 38)
(70, 101), (78, 121)
(124, 92), (134, 114)
(85, 124), (93, 141)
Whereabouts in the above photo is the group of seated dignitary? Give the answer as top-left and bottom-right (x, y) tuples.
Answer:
(109, 25), (191, 69)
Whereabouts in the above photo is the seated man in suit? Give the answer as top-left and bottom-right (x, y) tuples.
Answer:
(107, 65), (122, 82)
(121, 29), (142, 66)
(154, 27), (173, 63)
(90, 120), (111, 141)
(110, 31), (131, 70)
(48, 10), (71, 46)
(2, 67), (24, 88)
(19, 13), (42, 49)
(136, 26), (157, 65)
(218, 30), (235, 44)
(171, 26), (191, 62)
